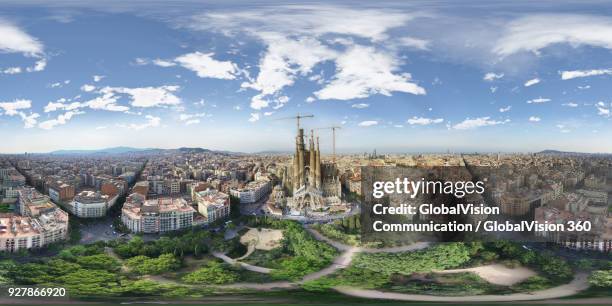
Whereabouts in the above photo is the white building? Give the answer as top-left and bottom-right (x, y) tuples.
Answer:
(230, 179), (272, 204)
(68, 190), (114, 218)
(0, 188), (68, 252)
(121, 194), (195, 233)
(195, 189), (230, 224)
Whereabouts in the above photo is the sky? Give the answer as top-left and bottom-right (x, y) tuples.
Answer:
(1, 0), (612, 154)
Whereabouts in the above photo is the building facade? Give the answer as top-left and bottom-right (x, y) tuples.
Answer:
(0, 188), (69, 252)
(121, 193), (196, 233)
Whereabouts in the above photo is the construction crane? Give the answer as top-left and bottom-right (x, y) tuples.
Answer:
(316, 126), (341, 162)
(274, 113), (314, 132)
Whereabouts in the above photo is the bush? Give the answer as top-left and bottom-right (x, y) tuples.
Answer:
(353, 243), (471, 276)
(76, 254), (121, 272)
(125, 253), (181, 275)
(182, 261), (238, 284)
(589, 270), (612, 288)
(512, 276), (552, 291)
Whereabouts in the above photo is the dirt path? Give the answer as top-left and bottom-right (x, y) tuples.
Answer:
(145, 224), (594, 303)
(300, 246), (359, 283)
(212, 251), (273, 274)
(436, 263), (537, 286)
(305, 225), (431, 252)
(334, 272), (591, 302)
(104, 247), (130, 273)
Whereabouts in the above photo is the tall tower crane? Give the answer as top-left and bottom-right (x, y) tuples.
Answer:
(316, 126), (341, 162)
(274, 113), (314, 132)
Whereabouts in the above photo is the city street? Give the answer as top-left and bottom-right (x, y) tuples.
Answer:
(79, 217), (122, 244)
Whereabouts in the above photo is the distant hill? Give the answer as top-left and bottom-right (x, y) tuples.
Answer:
(46, 146), (237, 155)
(538, 150), (611, 156)
(177, 147), (211, 153)
(49, 146), (157, 155)
(254, 150), (292, 155)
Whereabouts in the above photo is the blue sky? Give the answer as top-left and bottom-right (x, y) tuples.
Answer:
(1, 1), (612, 153)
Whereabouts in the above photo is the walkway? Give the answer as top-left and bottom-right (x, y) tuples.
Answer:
(304, 225), (431, 252)
(212, 251), (273, 274)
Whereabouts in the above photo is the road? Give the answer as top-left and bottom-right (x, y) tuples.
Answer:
(79, 218), (119, 244)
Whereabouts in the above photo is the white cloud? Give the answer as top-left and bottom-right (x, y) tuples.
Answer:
(358, 120), (378, 127)
(0, 100), (40, 128)
(26, 59), (46, 72)
(19, 112), (39, 128)
(528, 116), (541, 122)
(2, 67), (22, 74)
(351, 103), (369, 109)
(577, 85), (590, 90)
(44, 99), (82, 112)
(102, 85), (181, 108)
(80, 84), (96, 92)
(556, 124), (571, 133)
(527, 97), (550, 104)
(93, 75), (105, 82)
(133, 57), (148, 65)
(0, 20), (43, 56)
(596, 102), (610, 117)
(119, 115), (161, 130)
(453, 117), (509, 130)
(274, 95), (290, 109)
(483, 72), (504, 81)
(84, 92), (129, 112)
(248, 113), (260, 122)
(315, 45), (426, 100)
(263, 111), (274, 116)
(249, 94), (270, 110)
(562, 102), (579, 107)
(397, 36), (430, 50)
(174, 52), (238, 79)
(187, 6), (423, 109)
(560, 68), (612, 80)
(494, 14), (612, 57)
(242, 34), (337, 108)
(152, 58), (176, 67)
(499, 105), (512, 112)
(0, 99), (32, 116)
(233, 105), (241, 111)
(179, 112), (206, 123)
(406, 116), (443, 125)
(188, 5), (416, 42)
(38, 110), (83, 130)
(305, 96), (316, 103)
(524, 78), (540, 87)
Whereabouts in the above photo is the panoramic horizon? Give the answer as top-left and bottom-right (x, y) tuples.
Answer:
(2, 0), (612, 154)
(0, 2), (610, 305)
(2, 144), (612, 155)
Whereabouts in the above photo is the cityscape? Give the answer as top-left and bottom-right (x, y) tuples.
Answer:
(0, 1), (611, 305)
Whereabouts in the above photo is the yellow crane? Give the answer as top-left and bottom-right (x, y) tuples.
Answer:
(316, 126), (341, 162)
(274, 113), (314, 132)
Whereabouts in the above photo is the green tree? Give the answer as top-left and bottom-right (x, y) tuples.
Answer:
(126, 253), (181, 275)
(76, 254), (121, 271)
(182, 261), (238, 284)
(589, 270), (612, 288)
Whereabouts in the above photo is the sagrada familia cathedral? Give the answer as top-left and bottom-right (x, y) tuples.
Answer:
(278, 127), (347, 216)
